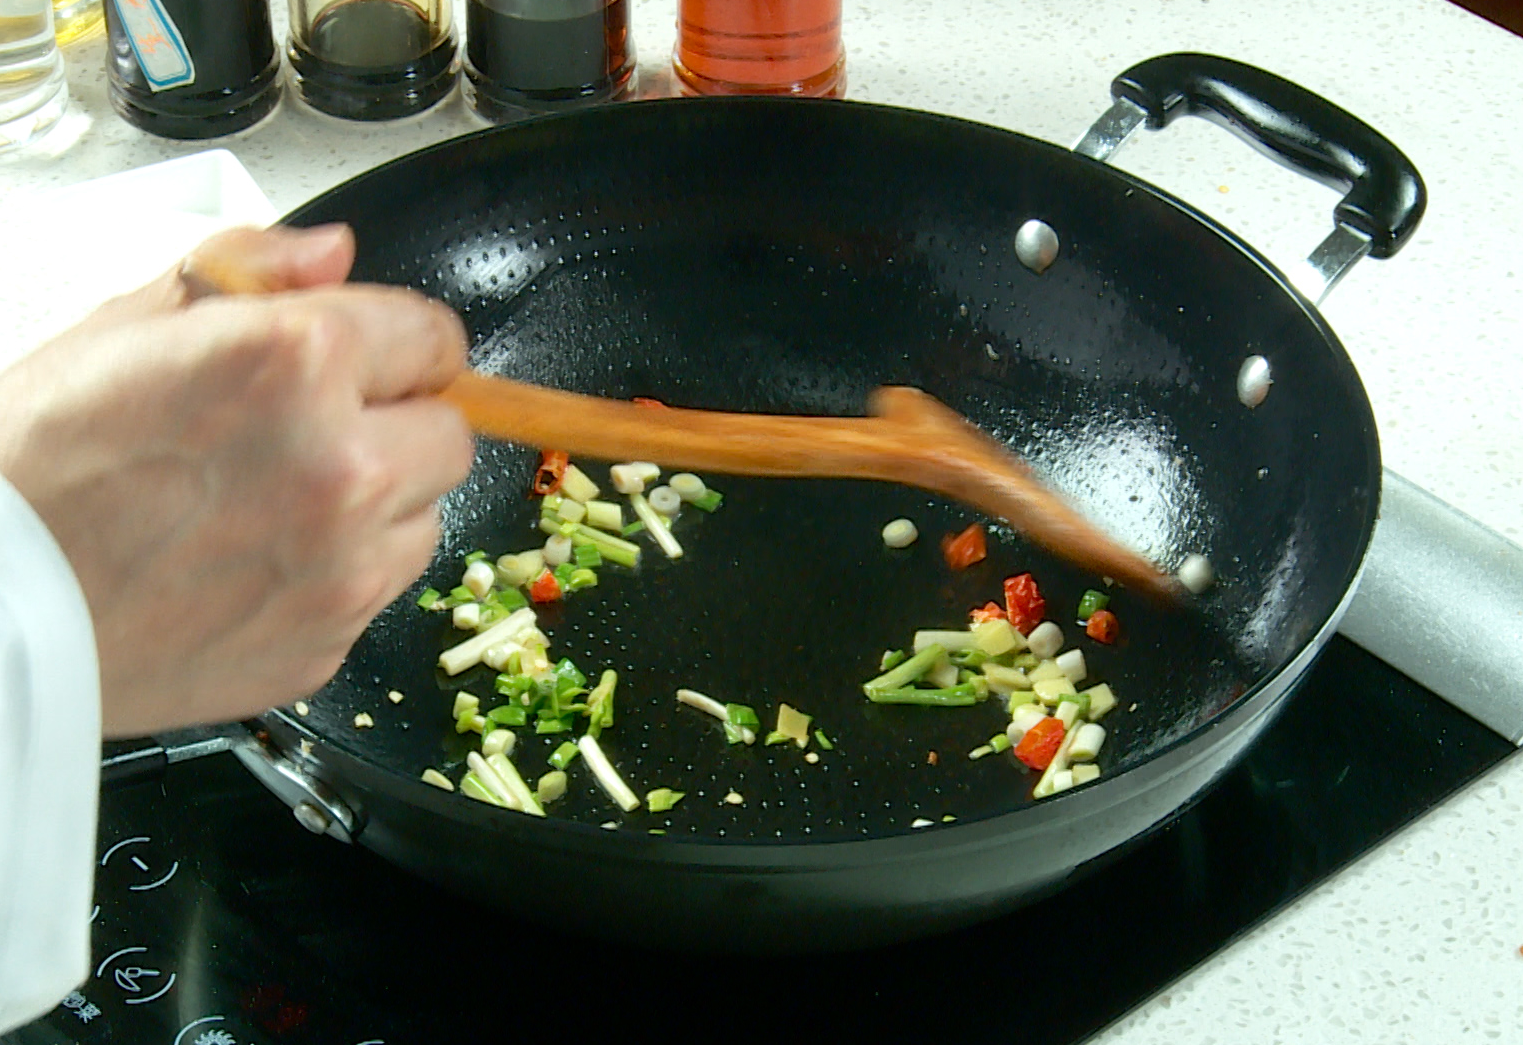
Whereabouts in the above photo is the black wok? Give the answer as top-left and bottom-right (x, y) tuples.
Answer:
(206, 54), (1423, 951)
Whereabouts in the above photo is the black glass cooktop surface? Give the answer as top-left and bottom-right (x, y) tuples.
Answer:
(7, 636), (1514, 1045)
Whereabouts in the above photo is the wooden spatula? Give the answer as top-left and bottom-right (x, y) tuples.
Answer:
(182, 249), (1181, 603)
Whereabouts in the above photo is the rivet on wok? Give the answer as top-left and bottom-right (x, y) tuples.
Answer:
(1237, 355), (1272, 408)
(1015, 219), (1060, 274)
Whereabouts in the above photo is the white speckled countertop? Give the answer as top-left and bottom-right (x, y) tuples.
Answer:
(5, 1), (1522, 1041)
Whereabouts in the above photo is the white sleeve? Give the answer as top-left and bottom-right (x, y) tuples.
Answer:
(0, 474), (101, 1035)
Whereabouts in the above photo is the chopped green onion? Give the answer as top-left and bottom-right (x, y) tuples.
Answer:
(463, 550), (489, 565)
(764, 731), (792, 746)
(866, 683), (981, 706)
(553, 658), (587, 689)
(578, 734), (641, 812)
(537, 770), (568, 803)
(879, 648), (907, 672)
(1077, 589), (1110, 622)
(460, 772), (507, 807)
(584, 670), (617, 737)
(725, 703), (760, 730)
(488, 703), (527, 727)
(535, 716), (573, 734)
(553, 562), (578, 588)
(775, 703), (812, 747)
(573, 542), (603, 568)
(691, 489), (724, 513)
(565, 567), (598, 591)
(863, 644), (947, 696)
(444, 585), (476, 608)
(486, 587), (528, 613)
(989, 731), (1013, 754)
(621, 520), (646, 537)
(416, 587), (442, 610)
(813, 730), (835, 750)
(647, 787), (685, 813)
(543, 519), (641, 567)
(482, 751), (545, 816)
(950, 648), (990, 668)
(549, 741), (580, 770)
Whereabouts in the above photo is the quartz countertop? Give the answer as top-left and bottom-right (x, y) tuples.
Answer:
(5, 2), (1521, 1041)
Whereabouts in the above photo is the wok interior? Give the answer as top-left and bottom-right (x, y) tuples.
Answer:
(294, 100), (1377, 841)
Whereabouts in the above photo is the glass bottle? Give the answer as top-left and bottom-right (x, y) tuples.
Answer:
(463, 0), (635, 121)
(0, 0), (68, 151)
(674, 0), (844, 98)
(287, 0), (457, 121)
(104, 0), (281, 139)
(52, 0), (101, 44)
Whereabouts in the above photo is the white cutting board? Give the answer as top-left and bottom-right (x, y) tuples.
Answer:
(0, 149), (277, 370)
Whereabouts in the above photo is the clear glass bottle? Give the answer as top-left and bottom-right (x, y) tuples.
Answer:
(674, 0), (844, 98)
(0, 0), (68, 151)
(104, 0), (280, 139)
(287, 0), (457, 121)
(52, 0), (101, 45)
(464, 0), (635, 121)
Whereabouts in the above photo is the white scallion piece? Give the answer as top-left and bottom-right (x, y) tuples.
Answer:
(496, 550), (544, 588)
(1083, 683), (1118, 721)
(486, 752), (545, 816)
(438, 608), (537, 675)
(647, 485), (682, 516)
(669, 473), (708, 502)
(555, 497), (587, 524)
(387, 690), (405, 704)
(912, 629), (979, 653)
(462, 560), (496, 598)
(482, 728), (516, 758)
(577, 734), (641, 812)
(559, 464), (600, 503)
(881, 518), (919, 548)
(1068, 722), (1106, 762)
(1049, 769), (1075, 793)
(466, 751), (523, 811)
(1026, 621), (1064, 659)
(353, 712), (375, 729)
(1054, 699), (1083, 729)
(451, 691), (480, 718)
(293, 700), (310, 716)
(542, 533), (573, 567)
(1178, 553), (1215, 594)
(451, 601), (482, 631)
(723, 791), (744, 806)
(610, 461), (660, 494)
(481, 641), (524, 672)
(1071, 763), (1102, 785)
(1055, 649), (1087, 686)
(1028, 658), (1067, 683)
(584, 499), (623, 532)
(911, 818), (935, 829)
(677, 688), (727, 720)
(420, 768), (455, 791)
(630, 492), (683, 559)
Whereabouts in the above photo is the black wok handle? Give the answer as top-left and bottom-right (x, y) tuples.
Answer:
(1109, 53), (1425, 259)
(101, 739), (169, 788)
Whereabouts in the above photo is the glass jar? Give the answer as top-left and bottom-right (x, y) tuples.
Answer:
(287, 0), (457, 120)
(464, 0), (635, 121)
(674, 0), (844, 98)
(104, 0), (281, 139)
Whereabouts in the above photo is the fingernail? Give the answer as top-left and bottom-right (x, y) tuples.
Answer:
(291, 222), (353, 264)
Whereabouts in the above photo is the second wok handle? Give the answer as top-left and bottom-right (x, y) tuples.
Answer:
(1074, 52), (1426, 301)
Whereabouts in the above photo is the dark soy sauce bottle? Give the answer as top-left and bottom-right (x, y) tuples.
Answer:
(288, 0), (458, 120)
(104, 0), (281, 139)
(464, 0), (635, 121)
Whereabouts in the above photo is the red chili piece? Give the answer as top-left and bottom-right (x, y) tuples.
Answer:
(1003, 573), (1046, 634)
(969, 601), (1006, 625)
(1086, 608), (1120, 644)
(531, 450), (570, 496)
(941, 523), (987, 570)
(1014, 717), (1065, 771)
(528, 570), (562, 603)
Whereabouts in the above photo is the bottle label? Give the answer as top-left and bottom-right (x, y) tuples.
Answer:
(110, 0), (196, 92)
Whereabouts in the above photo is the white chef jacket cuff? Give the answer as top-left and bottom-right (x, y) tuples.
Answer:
(0, 474), (101, 1034)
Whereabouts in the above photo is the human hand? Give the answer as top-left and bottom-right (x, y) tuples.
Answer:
(0, 224), (474, 736)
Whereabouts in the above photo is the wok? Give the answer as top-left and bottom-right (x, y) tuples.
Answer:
(121, 54), (1425, 951)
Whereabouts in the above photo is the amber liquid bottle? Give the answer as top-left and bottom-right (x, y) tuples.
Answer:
(673, 0), (844, 97)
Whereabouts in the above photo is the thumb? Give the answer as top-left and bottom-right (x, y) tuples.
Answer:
(85, 223), (358, 325)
